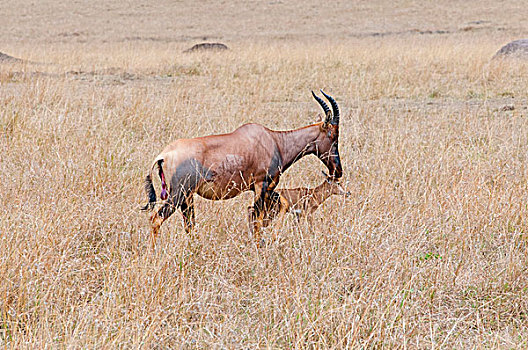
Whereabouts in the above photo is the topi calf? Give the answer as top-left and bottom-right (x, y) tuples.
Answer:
(247, 171), (350, 227)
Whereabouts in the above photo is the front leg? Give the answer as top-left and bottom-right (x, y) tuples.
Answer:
(250, 182), (272, 244)
(250, 197), (265, 244)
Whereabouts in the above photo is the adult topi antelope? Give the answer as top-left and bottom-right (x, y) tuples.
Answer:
(141, 90), (343, 245)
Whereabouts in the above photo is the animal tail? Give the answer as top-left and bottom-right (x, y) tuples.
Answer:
(140, 158), (166, 211)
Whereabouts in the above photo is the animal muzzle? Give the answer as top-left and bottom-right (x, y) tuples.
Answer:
(336, 183), (350, 197)
(327, 157), (343, 179)
(332, 166), (343, 179)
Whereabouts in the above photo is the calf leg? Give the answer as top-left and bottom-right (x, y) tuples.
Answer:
(247, 206), (255, 232)
(271, 192), (290, 241)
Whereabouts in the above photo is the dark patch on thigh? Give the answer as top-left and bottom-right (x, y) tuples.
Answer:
(158, 202), (175, 219)
(169, 158), (212, 207)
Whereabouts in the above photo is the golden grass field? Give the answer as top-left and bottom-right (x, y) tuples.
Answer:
(2, 0), (528, 348)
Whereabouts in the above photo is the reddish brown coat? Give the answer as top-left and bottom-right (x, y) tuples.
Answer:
(142, 91), (342, 245)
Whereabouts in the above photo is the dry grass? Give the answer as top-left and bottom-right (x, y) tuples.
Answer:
(2, 1), (528, 348)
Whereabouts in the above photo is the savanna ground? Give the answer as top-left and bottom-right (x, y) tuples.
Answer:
(1, 0), (528, 348)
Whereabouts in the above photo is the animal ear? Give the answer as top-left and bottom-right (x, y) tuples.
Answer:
(314, 113), (325, 124)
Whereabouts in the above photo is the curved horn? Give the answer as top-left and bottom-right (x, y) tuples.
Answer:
(311, 90), (332, 124)
(320, 90), (340, 125)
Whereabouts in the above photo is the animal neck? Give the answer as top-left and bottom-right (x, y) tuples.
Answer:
(274, 123), (321, 173)
(310, 182), (335, 205)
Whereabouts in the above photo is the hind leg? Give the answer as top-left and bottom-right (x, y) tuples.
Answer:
(149, 202), (176, 247)
(180, 194), (195, 233)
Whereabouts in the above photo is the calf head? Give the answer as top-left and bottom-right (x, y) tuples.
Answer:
(322, 171), (351, 197)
